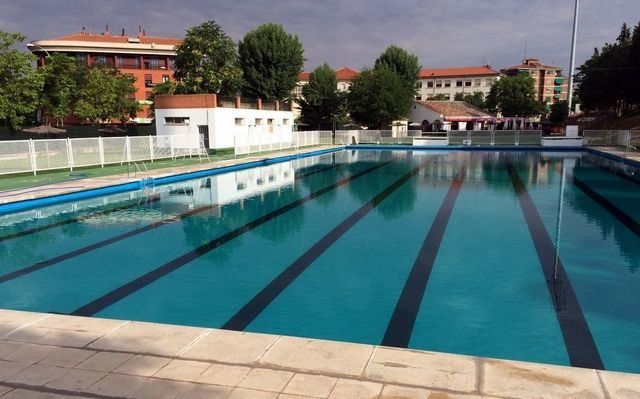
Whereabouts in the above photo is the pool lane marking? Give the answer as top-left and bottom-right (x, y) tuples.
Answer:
(506, 161), (604, 370)
(0, 195), (161, 242)
(222, 159), (432, 332)
(0, 164), (340, 285)
(566, 173), (640, 237)
(0, 163), (337, 242)
(70, 161), (390, 317)
(380, 165), (466, 348)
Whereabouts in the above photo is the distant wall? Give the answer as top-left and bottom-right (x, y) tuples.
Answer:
(0, 125), (156, 141)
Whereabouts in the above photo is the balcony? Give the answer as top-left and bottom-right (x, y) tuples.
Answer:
(554, 77), (564, 85)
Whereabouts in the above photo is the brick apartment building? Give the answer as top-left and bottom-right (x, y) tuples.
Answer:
(28, 27), (181, 124)
(501, 58), (569, 107)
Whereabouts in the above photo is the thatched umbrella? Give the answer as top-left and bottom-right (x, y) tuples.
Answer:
(22, 125), (67, 134)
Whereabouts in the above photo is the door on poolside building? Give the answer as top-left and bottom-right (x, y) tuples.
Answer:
(198, 125), (210, 148)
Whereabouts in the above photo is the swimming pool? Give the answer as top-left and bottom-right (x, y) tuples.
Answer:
(0, 149), (639, 373)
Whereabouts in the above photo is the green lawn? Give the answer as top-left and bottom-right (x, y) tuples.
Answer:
(0, 152), (235, 192)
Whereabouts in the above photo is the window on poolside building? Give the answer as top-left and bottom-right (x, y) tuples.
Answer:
(456, 80), (463, 87)
(235, 118), (244, 125)
(444, 80), (451, 88)
(427, 81), (434, 88)
(435, 81), (442, 88)
(165, 117), (190, 125)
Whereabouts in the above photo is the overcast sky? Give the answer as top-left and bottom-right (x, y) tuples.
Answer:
(1, 0), (638, 73)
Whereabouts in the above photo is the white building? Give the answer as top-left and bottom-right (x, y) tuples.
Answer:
(155, 95), (294, 150)
(417, 66), (500, 101)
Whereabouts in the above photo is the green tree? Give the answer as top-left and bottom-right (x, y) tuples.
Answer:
(549, 100), (569, 124)
(628, 22), (640, 106)
(239, 23), (304, 101)
(0, 31), (44, 129)
(463, 91), (486, 109)
(40, 53), (79, 124)
(374, 45), (420, 95)
(454, 92), (465, 101)
(298, 64), (345, 129)
(174, 21), (243, 95)
(347, 66), (408, 128)
(74, 66), (139, 124)
(486, 74), (543, 117)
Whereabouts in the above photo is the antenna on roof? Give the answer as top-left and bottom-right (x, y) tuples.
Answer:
(81, 26), (85, 34)
(104, 24), (109, 35)
(121, 28), (125, 36)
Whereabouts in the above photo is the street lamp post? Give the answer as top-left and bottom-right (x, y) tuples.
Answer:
(567, 0), (580, 114)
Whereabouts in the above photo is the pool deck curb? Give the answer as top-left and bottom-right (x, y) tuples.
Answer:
(0, 146), (343, 215)
(0, 309), (638, 399)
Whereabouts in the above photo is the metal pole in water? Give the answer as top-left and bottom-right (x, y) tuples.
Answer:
(567, 0), (580, 113)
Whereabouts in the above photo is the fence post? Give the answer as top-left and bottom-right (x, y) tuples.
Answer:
(169, 136), (175, 159)
(66, 138), (74, 171)
(149, 135), (154, 162)
(125, 136), (131, 162)
(98, 137), (105, 167)
(515, 131), (520, 146)
(28, 139), (37, 175)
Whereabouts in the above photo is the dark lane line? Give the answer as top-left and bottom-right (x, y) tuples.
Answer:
(506, 161), (603, 369)
(71, 161), (390, 317)
(381, 166), (466, 348)
(222, 159), (431, 331)
(0, 163), (337, 242)
(567, 173), (640, 237)
(0, 196), (161, 242)
(0, 164), (339, 285)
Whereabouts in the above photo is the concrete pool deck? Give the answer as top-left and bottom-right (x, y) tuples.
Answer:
(1, 309), (638, 399)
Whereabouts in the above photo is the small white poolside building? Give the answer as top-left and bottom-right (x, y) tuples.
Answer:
(154, 94), (295, 150)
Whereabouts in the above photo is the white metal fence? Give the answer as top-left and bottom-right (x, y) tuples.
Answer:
(234, 130), (333, 156)
(583, 130), (640, 149)
(0, 134), (206, 176)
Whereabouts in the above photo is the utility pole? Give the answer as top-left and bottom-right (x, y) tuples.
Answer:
(567, 0), (580, 114)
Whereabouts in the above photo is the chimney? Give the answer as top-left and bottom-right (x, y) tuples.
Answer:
(104, 24), (110, 35)
(81, 26), (86, 34)
(142, 29), (146, 36)
(121, 28), (125, 36)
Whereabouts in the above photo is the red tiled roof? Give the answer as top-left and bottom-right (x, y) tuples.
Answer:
(416, 101), (493, 119)
(50, 32), (182, 46)
(298, 67), (359, 81)
(502, 58), (562, 71)
(419, 66), (499, 79)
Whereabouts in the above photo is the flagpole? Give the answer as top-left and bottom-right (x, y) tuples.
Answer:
(567, 0), (580, 114)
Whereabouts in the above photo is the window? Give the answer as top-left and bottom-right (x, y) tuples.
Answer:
(465, 80), (472, 87)
(417, 82), (423, 89)
(117, 56), (141, 69)
(168, 58), (176, 70)
(165, 117), (189, 125)
(444, 80), (451, 88)
(443, 94), (451, 100)
(162, 75), (170, 83)
(456, 80), (463, 87)
(143, 57), (167, 70)
(415, 95), (422, 101)
(255, 118), (264, 125)
(435, 80), (443, 88)
(75, 53), (88, 65)
(144, 74), (153, 88)
(235, 118), (244, 125)
(486, 78), (494, 86)
(474, 79), (481, 86)
(283, 119), (290, 125)
(267, 118), (274, 125)
(427, 81), (434, 88)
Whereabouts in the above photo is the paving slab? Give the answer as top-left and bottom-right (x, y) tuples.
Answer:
(4, 364), (66, 386)
(0, 310), (47, 337)
(0, 388), (84, 399)
(113, 354), (171, 377)
(598, 370), (640, 399)
(282, 373), (337, 398)
(2, 343), (57, 366)
(75, 351), (133, 372)
(87, 321), (204, 356)
(0, 360), (29, 382)
(180, 329), (279, 364)
(178, 383), (233, 399)
(482, 359), (605, 399)
(364, 347), (477, 393)
(85, 372), (148, 397)
(153, 359), (210, 382)
(328, 378), (382, 399)
(237, 368), (294, 392)
(39, 348), (96, 368)
(228, 387), (279, 399)
(44, 367), (106, 391)
(126, 377), (195, 399)
(259, 336), (374, 377)
(196, 364), (251, 387)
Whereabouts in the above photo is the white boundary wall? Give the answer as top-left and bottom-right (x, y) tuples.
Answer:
(0, 134), (206, 176)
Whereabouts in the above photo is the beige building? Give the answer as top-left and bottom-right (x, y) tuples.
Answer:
(501, 58), (569, 107)
(417, 66), (501, 101)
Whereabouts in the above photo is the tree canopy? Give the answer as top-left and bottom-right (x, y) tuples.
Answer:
(0, 31), (44, 129)
(549, 100), (569, 124)
(485, 74), (543, 117)
(347, 66), (409, 129)
(298, 63), (345, 129)
(174, 21), (243, 95)
(374, 45), (420, 95)
(238, 23), (304, 101)
(40, 53), (80, 123)
(577, 21), (640, 116)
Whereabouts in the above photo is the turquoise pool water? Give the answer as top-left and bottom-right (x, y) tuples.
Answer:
(0, 149), (639, 373)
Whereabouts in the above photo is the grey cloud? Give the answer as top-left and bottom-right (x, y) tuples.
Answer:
(0, 0), (637, 72)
